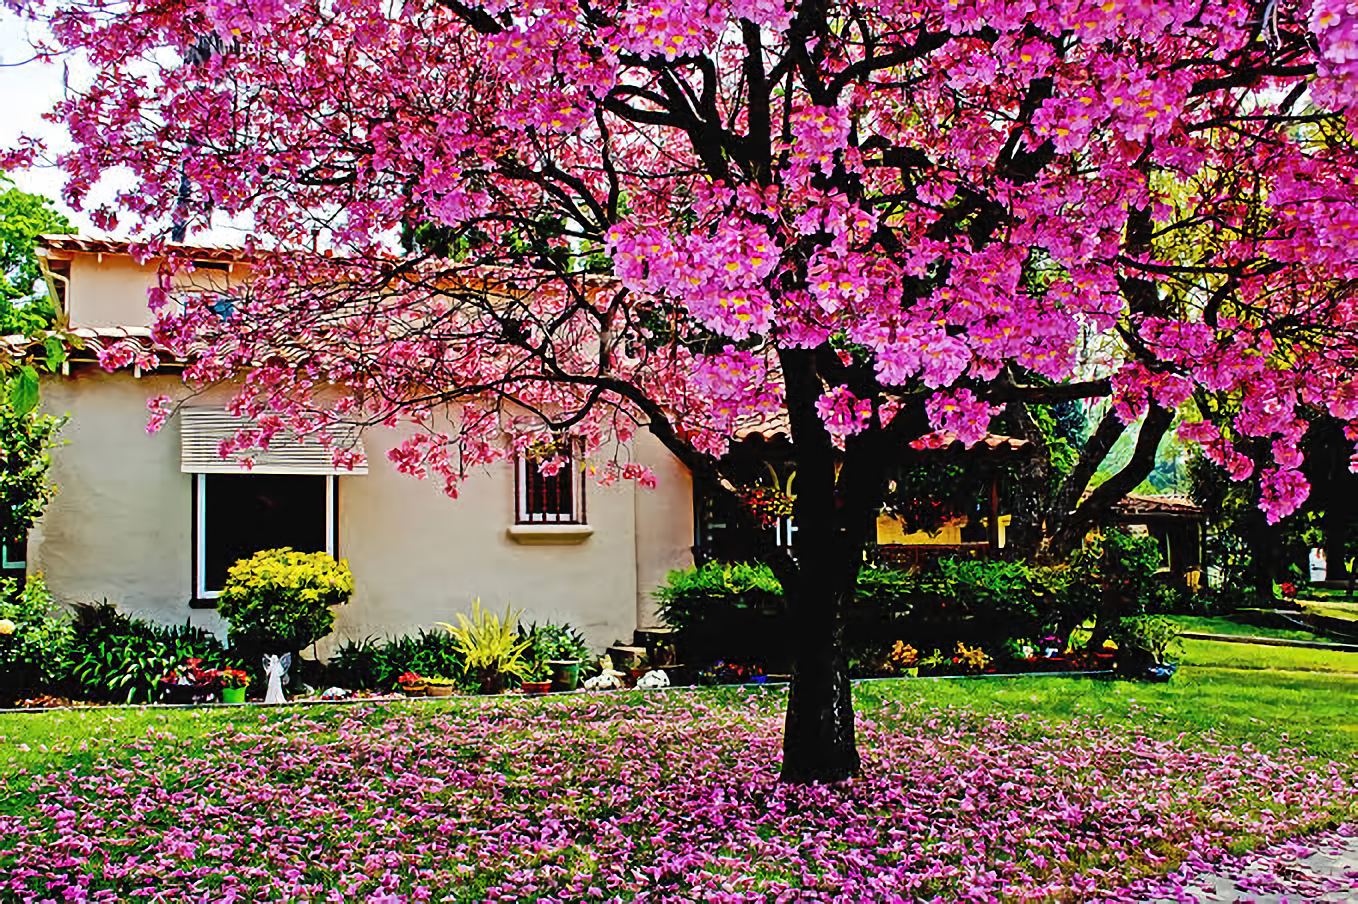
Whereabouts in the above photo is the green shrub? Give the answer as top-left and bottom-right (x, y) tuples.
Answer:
(0, 576), (69, 699)
(327, 630), (465, 690)
(523, 622), (591, 663)
(657, 542), (1166, 673)
(0, 398), (63, 548)
(62, 602), (231, 703)
(218, 548), (354, 654)
(1112, 615), (1183, 667)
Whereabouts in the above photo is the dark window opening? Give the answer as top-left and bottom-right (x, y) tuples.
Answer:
(200, 473), (329, 595)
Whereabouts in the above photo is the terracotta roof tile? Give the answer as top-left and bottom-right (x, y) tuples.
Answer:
(38, 234), (246, 263)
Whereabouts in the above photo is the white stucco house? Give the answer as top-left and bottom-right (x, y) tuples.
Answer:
(12, 235), (695, 653)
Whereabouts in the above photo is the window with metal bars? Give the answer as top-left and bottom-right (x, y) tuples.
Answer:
(516, 446), (583, 524)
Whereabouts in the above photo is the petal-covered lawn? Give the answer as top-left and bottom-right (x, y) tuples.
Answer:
(1, 688), (1355, 902)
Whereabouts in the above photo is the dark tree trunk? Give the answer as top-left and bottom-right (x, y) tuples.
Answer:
(774, 346), (892, 784)
(1325, 513), (1349, 582)
(778, 404), (863, 784)
(1047, 404), (1173, 560)
(1003, 395), (1052, 559)
(780, 539), (860, 783)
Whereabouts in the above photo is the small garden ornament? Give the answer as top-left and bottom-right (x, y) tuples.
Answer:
(584, 656), (626, 690)
(263, 653), (291, 704)
(636, 669), (670, 689)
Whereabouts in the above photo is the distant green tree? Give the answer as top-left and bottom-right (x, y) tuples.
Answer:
(0, 396), (62, 547)
(0, 174), (73, 335)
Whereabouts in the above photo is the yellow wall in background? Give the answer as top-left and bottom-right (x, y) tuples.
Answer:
(875, 515), (1011, 547)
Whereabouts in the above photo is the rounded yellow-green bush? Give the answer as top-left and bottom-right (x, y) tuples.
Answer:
(218, 548), (354, 653)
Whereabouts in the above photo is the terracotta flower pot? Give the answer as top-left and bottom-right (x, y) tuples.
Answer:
(400, 685), (427, 697)
(426, 684), (454, 697)
(521, 680), (552, 695)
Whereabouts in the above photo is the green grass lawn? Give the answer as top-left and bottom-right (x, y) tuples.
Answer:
(1167, 614), (1340, 643)
(4, 656), (1355, 795)
(858, 665), (1358, 762)
(1179, 636), (1358, 675)
(1, 661), (1354, 900)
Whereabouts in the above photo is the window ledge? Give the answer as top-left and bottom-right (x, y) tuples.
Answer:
(507, 524), (594, 545)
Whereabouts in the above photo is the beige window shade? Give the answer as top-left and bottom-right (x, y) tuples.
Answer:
(179, 408), (368, 475)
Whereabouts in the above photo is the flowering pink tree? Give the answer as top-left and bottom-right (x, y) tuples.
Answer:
(12, 0), (1358, 781)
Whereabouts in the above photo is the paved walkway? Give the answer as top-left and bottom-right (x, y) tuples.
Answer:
(1131, 824), (1358, 902)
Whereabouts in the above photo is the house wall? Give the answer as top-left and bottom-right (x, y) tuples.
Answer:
(31, 252), (694, 654)
(47, 328), (1067, 651)
(58, 252), (247, 330)
(631, 431), (694, 628)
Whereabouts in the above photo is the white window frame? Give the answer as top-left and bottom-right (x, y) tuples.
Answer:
(195, 473), (335, 600)
(515, 455), (584, 525)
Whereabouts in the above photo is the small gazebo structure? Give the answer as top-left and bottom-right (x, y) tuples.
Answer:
(1106, 493), (1204, 586)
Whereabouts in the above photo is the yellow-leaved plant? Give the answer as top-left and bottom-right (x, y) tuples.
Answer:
(436, 600), (532, 693)
(218, 548), (354, 654)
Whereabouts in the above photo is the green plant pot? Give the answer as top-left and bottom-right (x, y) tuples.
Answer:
(548, 660), (581, 692)
(903, 667), (919, 678)
(221, 687), (246, 704)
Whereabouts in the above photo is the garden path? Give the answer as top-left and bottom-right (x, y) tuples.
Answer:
(1143, 825), (1358, 902)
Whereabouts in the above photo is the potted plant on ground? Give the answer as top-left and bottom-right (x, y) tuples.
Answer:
(437, 600), (532, 694)
(523, 622), (592, 692)
(159, 658), (222, 704)
(521, 659), (553, 695)
(423, 675), (457, 697)
(396, 671), (427, 697)
(952, 642), (991, 674)
(217, 548), (354, 691)
(1112, 615), (1183, 682)
(219, 667), (250, 703)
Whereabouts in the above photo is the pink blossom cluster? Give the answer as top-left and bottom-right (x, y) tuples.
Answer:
(18, 0), (1358, 526)
(691, 347), (784, 437)
(616, 0), (725, 61)
(1310, 0), (1358, 109)
(608, 219), (780, 339)
(815, 385), (873, 444)
(203, 0), (295, 38)
(0, 694), (1354, 901)
(926, 388), (1002, 448)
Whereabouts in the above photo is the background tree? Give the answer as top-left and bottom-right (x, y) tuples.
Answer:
(14, 0), (1358, 782)
(0, 174), (72, 336)
(0, 397), (62, 550)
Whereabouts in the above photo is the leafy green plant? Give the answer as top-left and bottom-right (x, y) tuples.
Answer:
(328, 630), (467, 690)
(217, 548), (354, 654)
(0, 576), (69, 698)
(0, 396), (63, 543)
(523, 622), (591, 663)
(62, 602), (231, 703)
(1112, 615), (1183, 667)
(436, 600), (532, 692)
